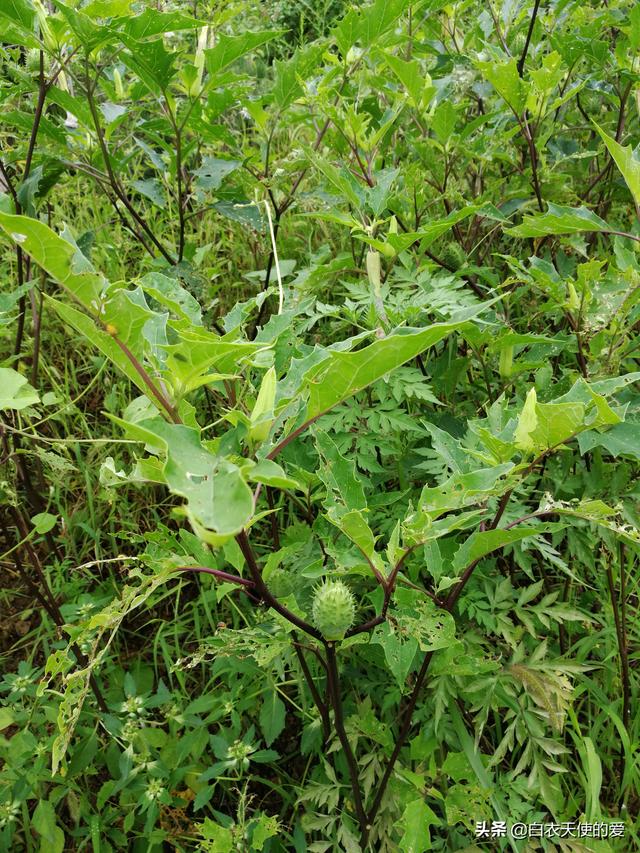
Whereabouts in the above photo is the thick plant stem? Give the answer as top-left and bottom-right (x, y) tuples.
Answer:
(325, 644), (368, 836)
(111, 337), (180, 424)
(292, 639), (330, 741)
(363, 481), (522, 844)
(13, 50), (47, 359)
(517, 0), (541, 77)
(83, 59), (176, 264)
(175, 125), (186, 262)
(618, 544), (630, 734)
(235, 530), (322, 640)
(519, 117), (544, 212)
(362, 650), (434, 847)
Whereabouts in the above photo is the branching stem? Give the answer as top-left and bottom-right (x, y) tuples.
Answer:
(325, 644), (368, 834)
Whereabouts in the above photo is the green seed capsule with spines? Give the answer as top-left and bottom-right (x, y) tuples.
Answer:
(311, 580), (355, 641)
(268, 568), (295, 599)
(512, 32), (526, 55)
(441, 242), (465, 271)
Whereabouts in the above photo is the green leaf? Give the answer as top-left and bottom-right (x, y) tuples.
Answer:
(250, 814), (280, 851)
(431, 101), (457, 144)
(445, 783), (491, 829)
(31, 512), (57, 534)
(303, 322), (476, 422)
(547, 499), (640, 548)
(366, 168), (400, 218)
(198, 818), (233, 852)
(506, 204), (611, 239)
(307, 151), (362, 209)
(515, 387), (591, 454)
(372, 622), (418, 688)
(83, 0), (132, 17)
(0, 212), (106, 308)
(451, 524), (565, 575)
(376, 206), (481, 253)
(56, 3), (111, 48)
(46, 296), (155, 400)
(32, 800), (65, 853)
(214, 200), (264, 231)
(315, 432), (366, 511)
(327, 508), (386, 576)
(17, 165), (44, 216)
(116, 9), (204, 39)
(160, 326), (261, 391)
(335, 0), (412, 54)
(397, 798), (438, 853)
(594, 122), (640, 207)
(194, 157), (240, 191)
(244, 459), (302, 490)
(260, 689), (286, 747)
(395, 590), (456, 652)
(121, 37), (177, 93)
(418, 464), (515, 519)
(578, 422), (640, 460)
(273, 43), (324, 109)
(46, 86), (93, 128)
(139, 272), (203, 325)
(205, 31), (282, 76)
(529, 51), (564, 98)
(383, 52), (431, 108)
(554, 378), (622, 429)
(0, 0), (36, 33)
(478, 58), (528, 113)
(0, 17), (39, 47)
(401, 508), (485, 549)
(589, 372), (640, 395)
(130, 419), (254, 540)
(0, 708), (15, 730)
(101, 286), (157, 357)
(131, 178), (166, 209)
(0, 367), (39, 410)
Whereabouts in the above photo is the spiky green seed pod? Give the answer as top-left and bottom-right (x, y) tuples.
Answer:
(512, 32), (526, 55)
(441, 242), (465, 271)
(26, 49), (40, 73)
(26, 49), (52, 75)
(580, 91), (601, 115)
(268, 568), (295, 599)
(311, 580), (355, 641)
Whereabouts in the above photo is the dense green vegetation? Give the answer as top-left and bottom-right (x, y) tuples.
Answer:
(1, 0), (639, 850)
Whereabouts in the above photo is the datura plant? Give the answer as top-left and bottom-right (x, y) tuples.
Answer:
(0, 0), (639, 850)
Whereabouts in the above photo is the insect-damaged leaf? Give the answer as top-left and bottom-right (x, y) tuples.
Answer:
(117, 418), (253, 539)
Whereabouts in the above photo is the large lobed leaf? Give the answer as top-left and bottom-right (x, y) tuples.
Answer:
(505, 204), (611, 239)
(0, 210), (106, 308)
